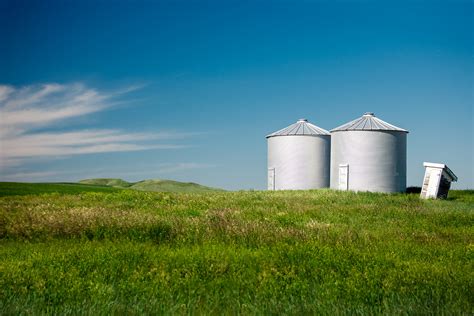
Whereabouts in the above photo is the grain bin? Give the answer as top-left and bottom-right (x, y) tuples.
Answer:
(330, 112), (408, 193)
(266, 119), (330, 190)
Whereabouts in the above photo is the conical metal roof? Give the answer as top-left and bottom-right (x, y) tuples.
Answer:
(331, 112), (408, 133)
(266, 119), (330, 138)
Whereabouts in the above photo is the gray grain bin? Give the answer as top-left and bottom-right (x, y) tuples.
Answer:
(330, 112), (408, 193)
(266, 119), (330, 190)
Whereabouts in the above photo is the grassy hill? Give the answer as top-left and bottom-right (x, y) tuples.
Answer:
(79, 178), (223, 193)
(78, 178), (132, 188)
(131, 179), (222, 193)
(0, 189), (472, 314)
(0, 178), (223, 197)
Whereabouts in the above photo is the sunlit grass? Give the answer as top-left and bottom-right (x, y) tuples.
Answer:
(0, 187), (472, 314)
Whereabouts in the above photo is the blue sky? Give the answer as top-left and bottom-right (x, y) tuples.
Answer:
(0, 0), (472, 190)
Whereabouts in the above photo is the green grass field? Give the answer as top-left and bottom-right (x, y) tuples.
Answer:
(0, 179), (223, 198)
(0, 183), (472, 314)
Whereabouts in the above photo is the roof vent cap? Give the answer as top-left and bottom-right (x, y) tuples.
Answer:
(330, 113), (408, 132)
(266, 118), (330, 138)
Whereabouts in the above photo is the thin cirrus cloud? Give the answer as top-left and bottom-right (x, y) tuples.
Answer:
(155, 162), (214, 174)
(0, 162), (214, 182)
(0, 82), (195, 172)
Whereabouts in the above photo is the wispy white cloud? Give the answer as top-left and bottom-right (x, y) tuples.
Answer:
(0, 82), (196, 175)
(0, 162), (214, 182)
(0, 85), (14, 103)
(0, 83), (108, 136)
(1, 171), (63, 181)
(75, 162), (213, 180)
(2, 130), (187, 159)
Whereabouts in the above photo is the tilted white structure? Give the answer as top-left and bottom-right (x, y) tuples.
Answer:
(267, 119), (330, 190)
(330, 112), (408, 193)
(420, 162), (457, 199)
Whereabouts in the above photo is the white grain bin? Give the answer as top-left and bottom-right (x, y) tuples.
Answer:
(330, 112), (408, 193)
(266, 119), (330, 190)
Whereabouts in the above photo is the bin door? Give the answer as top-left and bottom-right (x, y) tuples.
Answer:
(338, 164), (349, 190)
(426, 168), (442, 198)
(268, 168), (275, 190)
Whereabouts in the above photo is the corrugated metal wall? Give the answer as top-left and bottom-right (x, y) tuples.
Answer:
(330, 131), (407, 193)
(268, 135), (330, 190)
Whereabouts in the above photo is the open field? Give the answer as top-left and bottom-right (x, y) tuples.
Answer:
(0, 179), (223, 198)
(0, 184), (473, 314)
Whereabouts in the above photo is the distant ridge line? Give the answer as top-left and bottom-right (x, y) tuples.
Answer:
(78, 178), (224, 193)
